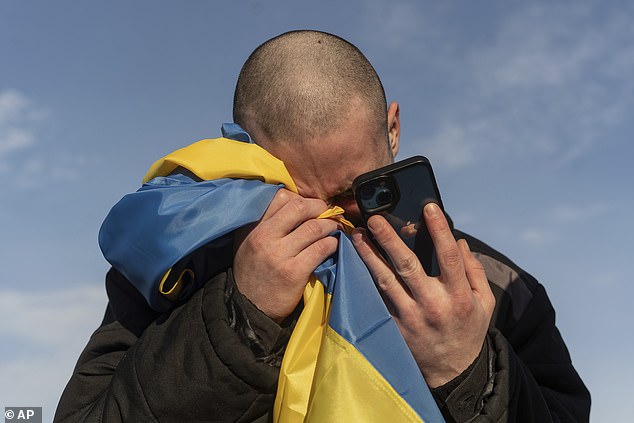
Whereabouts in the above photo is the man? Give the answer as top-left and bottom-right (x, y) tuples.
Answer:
(55, 30), (590, 422)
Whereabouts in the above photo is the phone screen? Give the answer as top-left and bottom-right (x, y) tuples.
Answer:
(353, 156), (442, 276)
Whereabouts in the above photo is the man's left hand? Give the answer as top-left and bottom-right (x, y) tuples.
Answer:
(351, 203), (495, 388)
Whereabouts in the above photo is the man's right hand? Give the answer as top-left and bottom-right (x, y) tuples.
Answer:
(233, 189), (340, 323)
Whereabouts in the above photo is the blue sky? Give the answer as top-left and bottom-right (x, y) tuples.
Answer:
(1, 1), (632, 421)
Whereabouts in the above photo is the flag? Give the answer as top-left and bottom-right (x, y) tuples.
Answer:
(99, 135), (444, 423)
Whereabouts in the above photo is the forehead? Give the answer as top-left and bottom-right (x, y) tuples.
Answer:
(267, 122), (390, 201)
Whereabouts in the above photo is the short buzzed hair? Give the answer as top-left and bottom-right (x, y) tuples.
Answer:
(233, 30), (388, 144)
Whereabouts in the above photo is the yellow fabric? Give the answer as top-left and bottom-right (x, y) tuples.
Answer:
(316, 206), (354, 235)
(142, 137), (298, 193)
(273, 290), (424, 423)
(304, 328), (423, 422)
(272, 210), (353, 422)
(145, 138), (353, 303)
(158, 268), (194, 301)
(273, 207), (421, 422)
(144, 137), (416, 422)
(273, 277), (331, 422)
(143, 137), (354, 232)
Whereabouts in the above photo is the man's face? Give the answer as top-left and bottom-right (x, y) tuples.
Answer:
(259, 106), (396, 225)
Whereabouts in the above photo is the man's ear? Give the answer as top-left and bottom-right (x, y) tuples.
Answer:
(387, 102), (400, 158)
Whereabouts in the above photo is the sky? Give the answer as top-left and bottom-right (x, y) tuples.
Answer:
(1, 1), (632, 421)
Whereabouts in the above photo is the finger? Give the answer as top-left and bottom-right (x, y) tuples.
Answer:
(295, 235), (339, 274)
(233, 190), (296, 251)
(423, 203), (466, 289)
(351, 228), (413, 306)
(459, 240), (495, 313)
(458, 240), (486, 290)
(287, 218), (341, 253)
(261, 188), (300, 221)
(366, 214), (427, 287)
(264, 196), (330, 236)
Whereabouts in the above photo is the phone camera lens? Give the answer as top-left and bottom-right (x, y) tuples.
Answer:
(376, 188), (393, 206)
(360, 185), (375, 201)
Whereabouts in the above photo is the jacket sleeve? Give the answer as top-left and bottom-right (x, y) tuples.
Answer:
(54, 268), (284, 423)
(438, 231), (591, 422)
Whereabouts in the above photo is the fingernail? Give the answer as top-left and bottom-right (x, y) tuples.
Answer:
(367, 217), (378, 232)
(462, 239), (471, 252)
(424, 203), (440, 218)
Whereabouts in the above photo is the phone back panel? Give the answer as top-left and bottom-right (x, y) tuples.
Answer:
(353, 156), (443, 276)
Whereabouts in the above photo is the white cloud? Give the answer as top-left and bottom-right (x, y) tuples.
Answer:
(0, 285), (106, 346)
(0, 89), (85, 188)
(476, 3), (599, 89)
(0, 90), (37, 160)
(0, 90), (30, 125)
(370, 1), (634, 170)
(420, 124), (477, 169)
(361, 0), (425, 48)
(12, 158), (45, 190)
(460, 3), (634, 167)
(549, 203), (610, 224)
(516, 202), (610, 245)
(0, 285), (107, 419)
(516, 202), (610, 244)
(519, 227), (555, 244)
(0, 356), (79, 420)
(0, 127), (33, 156)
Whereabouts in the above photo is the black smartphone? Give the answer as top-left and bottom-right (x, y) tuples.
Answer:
(352, 156), (444, 276)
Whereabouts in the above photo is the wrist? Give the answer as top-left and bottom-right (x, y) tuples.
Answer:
(226, 268), (300, 365)
(424, 349), (481, 389)
(430, 336), (494, 422)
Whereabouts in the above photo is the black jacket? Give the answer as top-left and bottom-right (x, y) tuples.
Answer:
(54, 230), (590, 422)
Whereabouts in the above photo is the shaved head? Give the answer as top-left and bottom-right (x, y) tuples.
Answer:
(233, 30), (388, 146)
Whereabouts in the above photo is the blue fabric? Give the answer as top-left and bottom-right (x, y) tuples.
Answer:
(100, 125), (257, 311)
(100, 178), (443, 420)
(221, 122), (253, 143)
(99, 174), (281, 311)
(98, 124), (443, 421)
(314, 236), (444, 423)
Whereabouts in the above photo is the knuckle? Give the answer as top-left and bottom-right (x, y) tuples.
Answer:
(469, 255), (486, 273)
(421, 301), (445, 326)
(272, 189), (294, 207)
(454, 296), (475, 319)
(278, 258), (305, 282)
(438, 247), (462, 267)
(314, 237), (337, 257)
(276, 189), (290, 201)
(245, 231), (266, 251)
(303, 219), (325, 238)
(290, 198), (309, 216)
(311, 197), (328, 209)
(374, 272), (402, 295)
(396, 254), (422, 279)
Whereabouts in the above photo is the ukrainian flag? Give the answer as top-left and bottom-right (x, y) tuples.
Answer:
(99, 130), (444, 423)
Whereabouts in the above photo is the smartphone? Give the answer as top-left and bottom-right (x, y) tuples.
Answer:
(352, 156), (444, 276)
